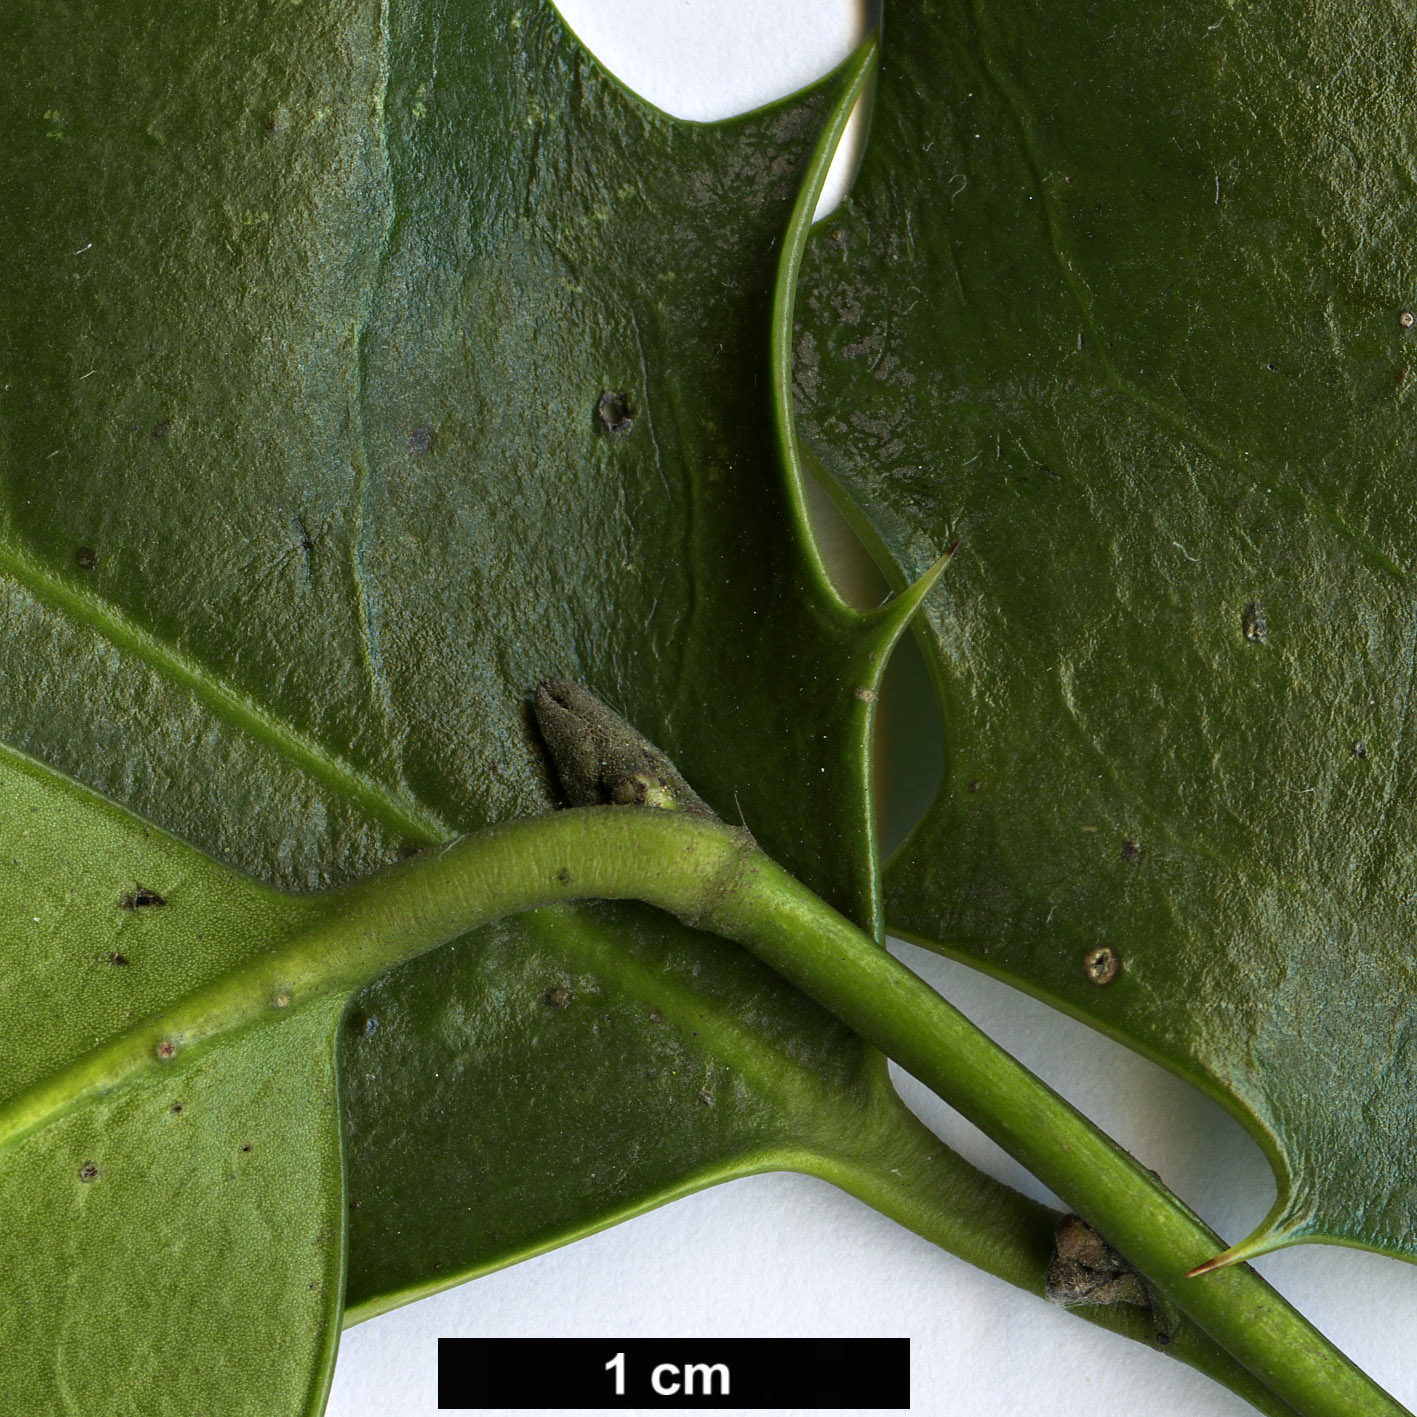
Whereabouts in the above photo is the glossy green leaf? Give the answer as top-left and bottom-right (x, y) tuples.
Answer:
(794, 0), (1417, 1261)
(0, 0), (1029, 1346)
(3, 1), (1366, 1411)
(0, 744), (345, 1415)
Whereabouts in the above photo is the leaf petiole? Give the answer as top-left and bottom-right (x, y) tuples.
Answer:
(4, 802), (1403, 1417)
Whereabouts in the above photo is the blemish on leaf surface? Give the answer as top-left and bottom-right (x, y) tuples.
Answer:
(596, 389), (635, 435)
(1083, 946), (1120, 985)
(1241, 602), (1267, 643)
(119, 886), (166, 910)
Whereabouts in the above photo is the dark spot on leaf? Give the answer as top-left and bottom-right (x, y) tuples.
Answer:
(1353, 741), (1368, 759)
(596, 389), (635, 436)
(557, 867), (572, 885)
(1083, 946), (1120, 986)
(294, 516), (315, 563)
(697, 1090), (713, 1106)
(544, 987), (571, 1009)
(119, 886), (166, 910)
(156, 1039), (176, 1060)
(108, 951), (129, 967)
(1121, 838), (1142, 865)
(968, 779), (983, 792)
(648, 1008), (663, 1023)
(240, 1143), (252, 1153)
(399, 843), (421, 858)
(408, 423), (435, 455)
(170, 1101), (183, 1115)
(75, 546), (98, 569)
(78, 1162), (99, 1183)
(351, 1199), (364, 1209)
(151, 418), (171, 439)
(1241, 602), (1267, 643)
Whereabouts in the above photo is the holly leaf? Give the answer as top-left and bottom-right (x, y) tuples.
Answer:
(0, 743), (345, 1414)
(1, 0), (988, 1350)
(794, 0), (1417, 1262)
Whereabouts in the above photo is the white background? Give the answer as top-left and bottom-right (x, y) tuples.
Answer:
(326, 4), (1417, 1415)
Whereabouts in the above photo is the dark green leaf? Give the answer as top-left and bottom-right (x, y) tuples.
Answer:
(1, 0), (967, 1330)
(795, 0), (1417, 1260)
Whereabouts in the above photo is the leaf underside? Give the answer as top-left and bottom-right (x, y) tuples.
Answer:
(1, 0), (953, 1347)
(795, 0), (1417, 1259)
(0, 746), (344, 1416)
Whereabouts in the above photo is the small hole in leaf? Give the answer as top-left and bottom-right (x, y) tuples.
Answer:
(1121, 838), (1143, 865)
(596, 390), (635, 436)
(108, 951), (129, 967)
(170, 1101), (183, 1115)
(240, 1143), (252, 1153)
(1353, 741), (1368, 760)
(78, 1162), (99, 1183)
(75, 546), (98, 569)
(119, 886), (166, 910)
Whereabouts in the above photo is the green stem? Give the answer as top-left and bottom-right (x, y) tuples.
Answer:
(0, 808), (1402, 1417)
(821, 1105), (1302, 1417)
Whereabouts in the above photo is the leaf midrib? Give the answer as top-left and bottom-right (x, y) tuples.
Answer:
(0, 534), (450, 844)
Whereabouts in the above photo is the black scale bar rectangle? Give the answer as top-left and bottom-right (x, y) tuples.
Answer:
(439, 1337), (910, 1409)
